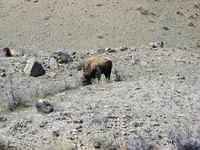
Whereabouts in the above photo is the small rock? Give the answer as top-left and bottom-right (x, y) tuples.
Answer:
(49, 57), (58, 70)
(149, 41), (164, 48)
(134, 121), (144, 128)
(136, 7), (149, 15)
(24, 58), (45, 77)
(33, 0), (39, 3)
(120, 47), (128, 51)
(39, 121), (48, 128)
(106, 48), (117, 53)
(194, 3), (200, 9)
(0, 69), (6, 77)
(93, 141), (101, 149)
(0, 116), (7, 122)
(188, 22), (195, 27)
(162, 26), (169, 31)
(0, 72), (6, 77)
(52, 51), (73, 64)
(53, 130), (60, 137)
(176, 11), (184, 16)
(73, 119), (83, 124)
(35, 99), (54, 113)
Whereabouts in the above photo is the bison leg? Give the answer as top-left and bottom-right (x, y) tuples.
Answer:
(95, 67), (101, 83)
(104, 72), (111, 80)
(104, 61), (112, 80)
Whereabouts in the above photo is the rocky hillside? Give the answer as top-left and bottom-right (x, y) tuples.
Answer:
(0, 0), (200, 150)
(1, 46), (200, 149)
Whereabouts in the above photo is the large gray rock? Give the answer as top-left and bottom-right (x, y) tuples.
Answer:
(24, 58), (45, 77)
(36, 99), (54, 113)
(52, 51), (73, 64)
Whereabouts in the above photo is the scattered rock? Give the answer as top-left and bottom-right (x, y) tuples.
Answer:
(96, 3), (103, 7)
(33, 0), (39, 3)
(0, 116), (7, 122)
(149, 41), (164, 48)
(176, 11), (184, 16)
(97, 35), (104, 39)
(0, 136), (9, 150)
(52, 51), (73, 64)
(93, 141), (101, 149)
(0, 69), (6, 77)
(35, 99), (54, 113)
(162, 26), (169, 31)
(136, 7), (156, 16)
(194, 3), (200, 9)
(73, 119), (83, 124)
(0, 72), (6, 77)
(52, 130), (60, 137)
(39, 121), (48, 128)
(106, 48), (117, 53)
(24, 58), (45, 77)
(49, 57), (58, 70)
(188, 22), (195, 27)
(120, 47), (128, 51)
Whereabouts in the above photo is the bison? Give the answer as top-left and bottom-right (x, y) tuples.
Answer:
(82, 56), (112, 85)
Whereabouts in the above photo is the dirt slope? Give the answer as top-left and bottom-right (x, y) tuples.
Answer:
(1, 0), (200, 149)
(0, 0), (200, 53)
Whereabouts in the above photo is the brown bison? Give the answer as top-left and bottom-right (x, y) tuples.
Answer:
(82, 56), (112, 84)
(2, 48), (24, 57)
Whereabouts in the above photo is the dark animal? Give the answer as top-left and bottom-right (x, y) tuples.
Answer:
(2, 48), (23, 57)
(82, 56), (112, 84)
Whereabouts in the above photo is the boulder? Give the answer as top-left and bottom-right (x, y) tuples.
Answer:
(24, 58), (45, 77)
(52, 51), (73, 64)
